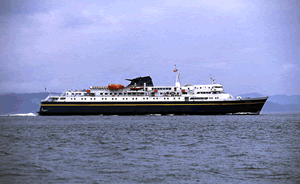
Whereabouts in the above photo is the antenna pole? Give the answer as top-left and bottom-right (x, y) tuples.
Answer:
(44, 86), (52, 96)
(174, 65), (181, 87)
(210, 75), (215, 85)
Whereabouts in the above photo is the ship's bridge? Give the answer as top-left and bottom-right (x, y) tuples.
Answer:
(189, 84), (224, 94)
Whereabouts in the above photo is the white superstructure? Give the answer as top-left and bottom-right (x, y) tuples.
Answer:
(44, 73), (235, 103)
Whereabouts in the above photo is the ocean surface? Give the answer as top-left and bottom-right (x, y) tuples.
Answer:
(0, 113), (299, 184)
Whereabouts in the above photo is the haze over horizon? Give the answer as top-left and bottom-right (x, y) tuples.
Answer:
(1, 0), (299, 96)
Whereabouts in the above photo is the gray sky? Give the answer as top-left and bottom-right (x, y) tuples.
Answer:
(1, 0), (299, 96)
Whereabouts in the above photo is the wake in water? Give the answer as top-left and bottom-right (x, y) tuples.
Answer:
(1, 113), (37, 117)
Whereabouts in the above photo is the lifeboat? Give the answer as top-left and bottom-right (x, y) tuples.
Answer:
(108, 84), (124, 90)
(130, 87), (143, 91)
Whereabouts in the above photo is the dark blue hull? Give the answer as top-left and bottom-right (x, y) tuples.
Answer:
(38, 97), (268, 116)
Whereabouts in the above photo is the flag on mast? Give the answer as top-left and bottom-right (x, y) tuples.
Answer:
(173, 64), (178, 72)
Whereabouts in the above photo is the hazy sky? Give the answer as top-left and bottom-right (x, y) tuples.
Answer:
(1, 0), (299, 96)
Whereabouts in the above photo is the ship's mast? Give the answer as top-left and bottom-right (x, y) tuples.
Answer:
(44, 86), (52, 96)
(210, 75), (215, 85)
(174, 65), (181, 87)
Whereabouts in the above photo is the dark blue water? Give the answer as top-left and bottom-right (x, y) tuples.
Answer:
(0, 113), (300, 183)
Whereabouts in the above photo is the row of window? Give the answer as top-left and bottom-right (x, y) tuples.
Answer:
(194, 86), (222, 89)
(99, 92), (144, 96)
(191, 97), (219, 100)
(67, 90), (222, 97)
(196, 92), (221, 94)
(152, 88), (172, 90)
(68, 93), (82, 95)
(68, 92), (184, 96)
(66, 97), (183, 100)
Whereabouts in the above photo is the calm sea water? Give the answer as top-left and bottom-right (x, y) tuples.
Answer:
(0, 113), (299, 184)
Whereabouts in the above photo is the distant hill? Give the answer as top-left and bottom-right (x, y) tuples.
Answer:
(0, 92), (54, 114)
(0, 92), (299, 114)
(267, 94), (300, 105)
(262, 101), (300, 112)
(238, 93), (300, 112)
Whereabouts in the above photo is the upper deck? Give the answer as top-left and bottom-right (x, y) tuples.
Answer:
(43, 82), (233, 103)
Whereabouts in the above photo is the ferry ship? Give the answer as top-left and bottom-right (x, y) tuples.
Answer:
(38, 68), (268, 115)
